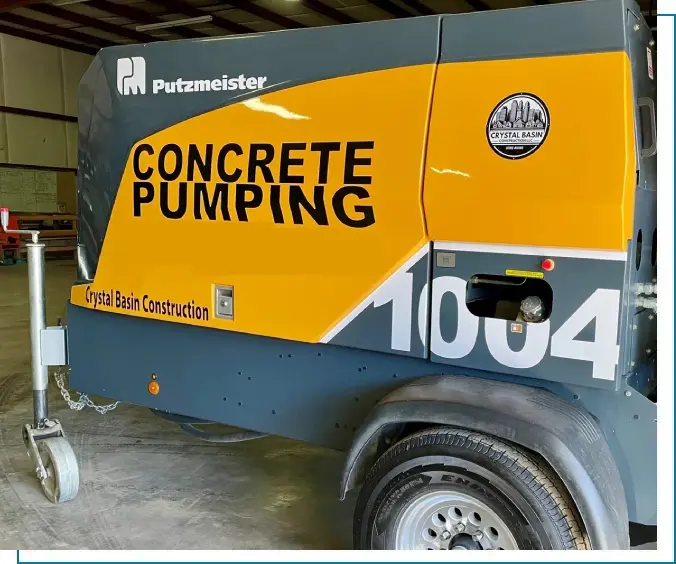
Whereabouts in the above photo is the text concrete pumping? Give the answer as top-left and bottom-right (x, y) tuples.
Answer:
(131, 141), (377, 226)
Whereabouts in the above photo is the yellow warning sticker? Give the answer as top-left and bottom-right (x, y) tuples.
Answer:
(505, 269), (544, 279)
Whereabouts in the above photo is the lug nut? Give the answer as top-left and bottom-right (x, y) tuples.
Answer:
(453, 523), (465, 533)
(473, 531), (484, 541)
(440, 530), (451, 541)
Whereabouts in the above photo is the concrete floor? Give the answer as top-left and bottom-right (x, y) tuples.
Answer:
(0, 260), (655, 550)
(0, 260), (354, 549)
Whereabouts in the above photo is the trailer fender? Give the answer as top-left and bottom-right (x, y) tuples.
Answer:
(340, 374), (629, 550)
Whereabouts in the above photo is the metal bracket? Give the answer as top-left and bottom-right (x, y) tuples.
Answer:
(22, 419), (64, 483)
(40, 326), (68, 366)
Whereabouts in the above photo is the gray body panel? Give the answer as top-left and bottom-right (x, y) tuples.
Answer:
(439, 0), (630, 63)
(620, 6), (657, 378)
(67, 302), (656, 525)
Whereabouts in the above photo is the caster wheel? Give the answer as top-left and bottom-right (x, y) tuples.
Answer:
(37, 437), (80, 504)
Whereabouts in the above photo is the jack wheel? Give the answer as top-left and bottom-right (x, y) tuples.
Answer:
(37, 437), (80, 504)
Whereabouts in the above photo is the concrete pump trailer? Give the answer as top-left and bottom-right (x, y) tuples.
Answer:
(2, 0), (656, 551)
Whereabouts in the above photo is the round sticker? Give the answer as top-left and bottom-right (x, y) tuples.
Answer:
(486, 93), (550, 159)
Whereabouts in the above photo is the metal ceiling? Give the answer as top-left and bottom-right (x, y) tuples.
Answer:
(0, 0), (657, 55)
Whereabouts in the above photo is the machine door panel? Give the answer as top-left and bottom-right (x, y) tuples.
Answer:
(426, 3), (638, 255)
(71, 63), (437, 346)
(428, 243), (626, 390)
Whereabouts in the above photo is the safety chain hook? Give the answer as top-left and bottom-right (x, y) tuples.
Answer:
(53, 367), (119, 415)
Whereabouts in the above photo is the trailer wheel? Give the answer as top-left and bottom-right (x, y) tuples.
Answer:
(37, 437), (80, 504)
(353, 427), (589, 550)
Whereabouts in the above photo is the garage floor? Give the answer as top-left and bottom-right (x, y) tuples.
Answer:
(0, 260), (354, 549)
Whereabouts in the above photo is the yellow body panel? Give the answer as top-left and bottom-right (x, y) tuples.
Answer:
(71, 65), (435, 342)
(423, 52), (636, 251)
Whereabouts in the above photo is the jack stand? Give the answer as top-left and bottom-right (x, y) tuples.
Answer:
(1, 207), (80, 504)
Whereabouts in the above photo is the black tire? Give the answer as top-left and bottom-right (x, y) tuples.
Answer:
(354, 427), (589, 550)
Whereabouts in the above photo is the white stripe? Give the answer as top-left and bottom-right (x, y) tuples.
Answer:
(434, 241), (627, 261)
(319, 243), (429, 343)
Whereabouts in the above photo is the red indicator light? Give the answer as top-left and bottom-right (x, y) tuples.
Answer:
(541, 258), (556, 272)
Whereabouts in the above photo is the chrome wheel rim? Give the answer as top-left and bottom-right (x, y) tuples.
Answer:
(393, 490), (519, 550)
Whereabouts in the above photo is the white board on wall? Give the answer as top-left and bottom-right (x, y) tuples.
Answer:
(0, 167), (57, 212)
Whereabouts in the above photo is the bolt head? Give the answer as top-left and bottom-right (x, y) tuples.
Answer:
(632, 325), (638, 330)
(649, 39), (655, 46)
(454, 523), (466, 533)
(634, 23), (640, 31)
(646, 349), (652, 354)
(625, 390), (632, 397)
(440, 530), (452, 541)
(649, 315), (655, 320)
(473, 531), (484, 541)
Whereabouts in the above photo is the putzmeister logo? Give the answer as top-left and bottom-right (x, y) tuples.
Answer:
(117, 57), (146, 96)
(115, 56), (267, 96)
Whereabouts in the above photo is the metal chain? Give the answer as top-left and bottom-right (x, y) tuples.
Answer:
(53, 367), (120, 414)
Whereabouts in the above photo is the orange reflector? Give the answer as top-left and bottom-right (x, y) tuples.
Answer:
(148, 381), (160, 395)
